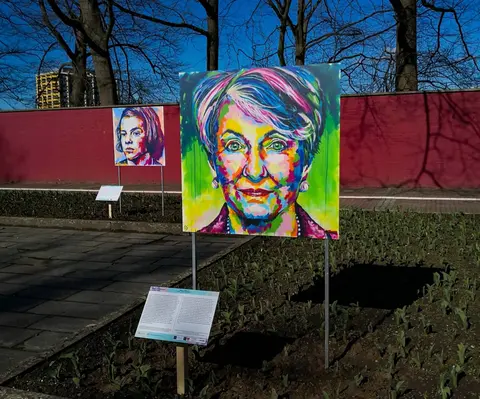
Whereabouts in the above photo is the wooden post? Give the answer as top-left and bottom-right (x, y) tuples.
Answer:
(108, 203), (112, 219)
(176, 345), (189, 395)
(176, 232), (196, 394)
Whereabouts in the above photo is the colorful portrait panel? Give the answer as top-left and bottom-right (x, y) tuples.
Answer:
(180, 64), (340, 239)
(113, 106), (166, 166)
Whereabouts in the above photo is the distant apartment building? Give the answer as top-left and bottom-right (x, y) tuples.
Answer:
(35, 67), (99, 109)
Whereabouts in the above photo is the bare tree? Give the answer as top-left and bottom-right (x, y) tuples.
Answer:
(46, 0), (118, 105)
(246, 0), (388, 87)
(418, 0), (480, 87)
(0, 39), (30, 105)
(38, 0), (88, 106)
(109, 10), (184, 103)
(2, 0), (96, 107)
(0, 0), (183, 108)
(0, 1), (63, 107)
(112, 0), (219, 71)
(250, 0), (479, 93)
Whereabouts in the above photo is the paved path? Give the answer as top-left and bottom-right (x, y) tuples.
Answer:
(0, 226), (247, 383)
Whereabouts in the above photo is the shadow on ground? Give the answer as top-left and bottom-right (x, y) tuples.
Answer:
(202, 331), (295, 369)
(292, 264), (443, 309)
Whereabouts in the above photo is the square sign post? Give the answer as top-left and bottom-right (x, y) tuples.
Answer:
(135, 287), (219, 394)
(112, 107), (166, 216)
(95, 185), (123, 219)
(179, 64), (341, 371)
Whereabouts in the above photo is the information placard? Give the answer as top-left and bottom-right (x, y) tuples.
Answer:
(135, 287), (219, 346)
(96, 185), (123, 202)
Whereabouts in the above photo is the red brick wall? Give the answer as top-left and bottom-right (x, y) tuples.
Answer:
(0, 90), (479, 188)
(341, 90), (480, 188)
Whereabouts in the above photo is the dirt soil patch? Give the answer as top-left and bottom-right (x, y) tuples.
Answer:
(4, 209), (480, 398)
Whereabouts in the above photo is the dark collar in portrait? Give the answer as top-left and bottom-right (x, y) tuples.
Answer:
(116, 156), (161, 166)
(200, 203), (334, 239)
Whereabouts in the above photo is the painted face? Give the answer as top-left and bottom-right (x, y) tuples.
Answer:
(119, 116), (147, 161)
(214, 103), (307, 221)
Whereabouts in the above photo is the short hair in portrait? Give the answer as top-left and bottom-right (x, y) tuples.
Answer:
(180, 64), (340, 239)
(112, 106), (166, 166)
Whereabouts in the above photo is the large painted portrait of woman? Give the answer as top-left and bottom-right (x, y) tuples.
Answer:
(180, 64), (340, 239)
(113, 106), (165, 166)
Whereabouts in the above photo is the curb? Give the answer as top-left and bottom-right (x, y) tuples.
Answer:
(0, 217), (183, 235)
(0, 235), (255, 388)
(0, 387), (68, 399)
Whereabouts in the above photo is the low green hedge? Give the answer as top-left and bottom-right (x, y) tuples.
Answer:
(0, 191), (182, 223)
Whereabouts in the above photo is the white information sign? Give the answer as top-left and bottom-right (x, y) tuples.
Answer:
(96, 185), (123, 202)
(135, 287), (219, 346)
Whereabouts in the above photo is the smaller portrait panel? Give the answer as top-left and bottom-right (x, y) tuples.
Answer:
(113, 106), (165, 166)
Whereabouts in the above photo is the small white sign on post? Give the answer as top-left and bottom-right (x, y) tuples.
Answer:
(135, 287), (219, 346)
(96, 185), (123, 202)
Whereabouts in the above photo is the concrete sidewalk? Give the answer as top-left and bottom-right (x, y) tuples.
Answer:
(0, 226), (249, 384)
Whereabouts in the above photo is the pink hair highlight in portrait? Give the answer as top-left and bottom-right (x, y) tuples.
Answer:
(243, 68), (313, 112)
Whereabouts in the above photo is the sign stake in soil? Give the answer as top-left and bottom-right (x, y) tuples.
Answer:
(135, 286), (218, 396)
(192, 232), (197, 290)
(96, 185), (123, 220)
(175, 232), (198, 394)
(161, 166), (165, 217)
(117, 166), (122, 213)
(176, 345), (189, 395)
(324, 233), (330, 369)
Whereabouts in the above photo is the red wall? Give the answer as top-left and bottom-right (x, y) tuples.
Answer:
(0, 105), (181, 186)
(1, 90), (479, 189)
(341, 90), (480, 188)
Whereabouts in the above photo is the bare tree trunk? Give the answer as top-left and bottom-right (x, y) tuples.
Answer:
(70, 29), (87, 107)
(277, 24), (287, 66)
(273, 0), (291, 66)
(39, 0), (87, 106)
(391, 0), (418, 91)
(89, 48), (117, 104)
(79, 0), (118, 104)
(295, 0), (306, 65)
(266, 0), (312, 66)
(206, 0), (219, 71)
(46, 0), (118, 104)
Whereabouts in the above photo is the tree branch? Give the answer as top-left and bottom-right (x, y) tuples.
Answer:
(39, 0), (74, 60)
(106, 0), (115, 39)
(45, 0), (82, 30)
(328, 22), (396, 62)
(267, 0), (295, 32)
(305, 0), (322, 26)
(421, 0), (480, 71)
(307, 9), (390, 51)
(111, 0), (208, 36)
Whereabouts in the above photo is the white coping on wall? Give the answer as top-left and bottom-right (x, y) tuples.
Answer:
(0, 187), (479, 201)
